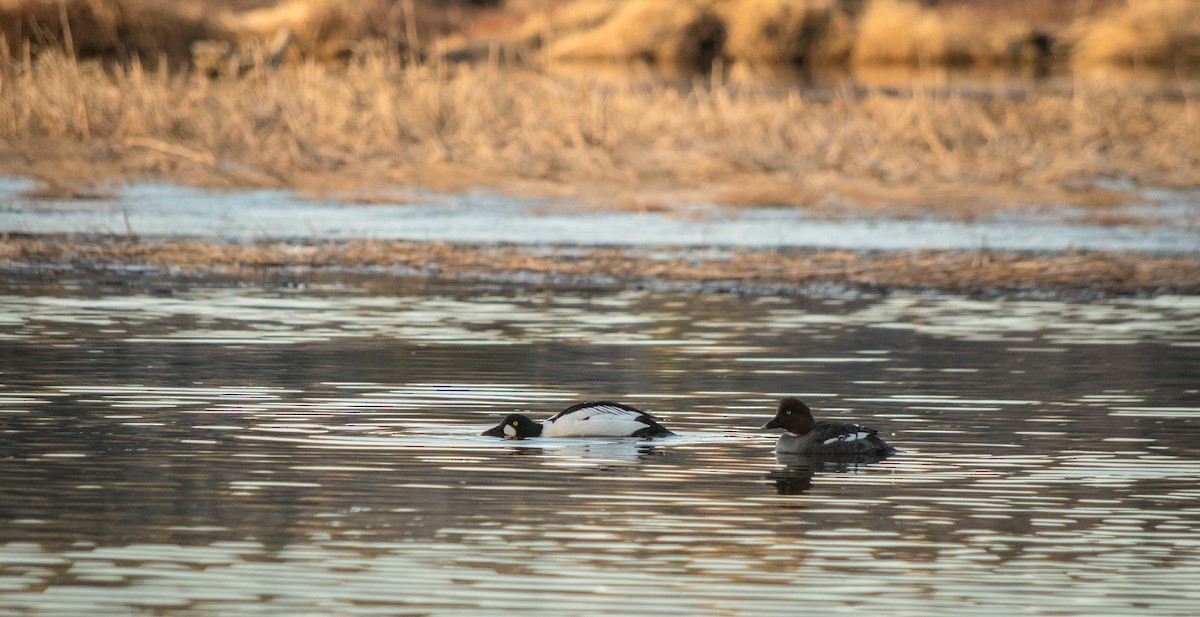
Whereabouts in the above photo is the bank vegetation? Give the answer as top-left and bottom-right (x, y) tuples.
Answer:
(1, 0), (1198, 215)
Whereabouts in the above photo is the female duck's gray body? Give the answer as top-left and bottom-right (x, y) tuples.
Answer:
(482, 401), (674, 439)
(762, 397), (894, 458)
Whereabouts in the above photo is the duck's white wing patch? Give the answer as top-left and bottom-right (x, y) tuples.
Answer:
(822, 431), (874, 445)
(543, 401), (657, 437)
(812, 421), (877, 445)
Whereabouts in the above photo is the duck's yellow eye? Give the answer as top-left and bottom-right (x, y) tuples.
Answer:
(511, 421), (519, 426)
(786, 410), (792, 415)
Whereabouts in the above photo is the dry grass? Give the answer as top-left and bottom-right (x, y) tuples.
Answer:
(853, 0), (946, 65)
(852, 0), (1036, 66)
(929, 0), (1120, 24)
(538, 0), (724, 67)
(535, 0), (1029, 69)
(716, 0), (852, 66)
(532, 0), (1192, 70)
(2, 47), (1198, 212)
(229, 0), (412, 60)
(228, 0), (485, 60)
(0, 0), (484, 67)
(6, 236), (1199, 296)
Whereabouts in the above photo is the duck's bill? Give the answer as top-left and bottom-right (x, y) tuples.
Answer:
(760, 417), (782, 430)
(481, 424), (506, 437)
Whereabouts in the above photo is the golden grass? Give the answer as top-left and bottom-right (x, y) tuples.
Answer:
(539, 0), (724, 67)
(1072, 0), (1200, 68)
(0, 0), (477, 67)
(2, 47), (1198, 212)
(716, 0), (852, 66)
(227, 0), (465, 60)
(852, 0), (1029, 66)
(853, 0), (939, 65)
(229, 0), (406, 60)
(531, 0), (1189, 70)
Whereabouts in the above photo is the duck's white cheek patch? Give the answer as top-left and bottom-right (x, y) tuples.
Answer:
(503, 425), (516, 437)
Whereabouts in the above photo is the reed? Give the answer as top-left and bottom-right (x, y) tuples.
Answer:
(3, 46), (1197, 213)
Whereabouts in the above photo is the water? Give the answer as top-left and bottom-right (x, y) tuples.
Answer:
(2, 178), (1198, 253)
(2, 273), (1200, 615)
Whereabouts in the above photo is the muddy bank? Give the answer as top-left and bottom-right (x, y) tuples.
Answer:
(5, 236), (1198, 297)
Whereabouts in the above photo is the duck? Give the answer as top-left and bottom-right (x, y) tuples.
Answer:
(761, 397), (894, 458)
(481, 401), (675, 439)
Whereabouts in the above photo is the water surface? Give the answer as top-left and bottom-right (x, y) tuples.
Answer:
(2, 178), (1197, 253)
(1, 274), (1199, 615)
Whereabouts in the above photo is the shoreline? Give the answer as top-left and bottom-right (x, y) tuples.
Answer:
(5, 52), (1200, 220)
(5, 235), (1198, 298)
(5, 0), (1197, 300)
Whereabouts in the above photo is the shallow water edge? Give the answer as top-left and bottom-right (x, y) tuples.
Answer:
(3, 178), (1198, 254)
(4, 178), (1197, 298)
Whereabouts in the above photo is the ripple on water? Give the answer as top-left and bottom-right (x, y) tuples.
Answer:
(1, 281), (1199, 614)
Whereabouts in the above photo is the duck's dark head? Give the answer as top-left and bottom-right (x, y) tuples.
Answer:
(482, 413), (544, 439)
(760, 397), (815, 435)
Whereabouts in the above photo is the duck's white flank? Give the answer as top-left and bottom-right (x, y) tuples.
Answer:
(481, 401), (674, 439)
(542, 403), (659, 438)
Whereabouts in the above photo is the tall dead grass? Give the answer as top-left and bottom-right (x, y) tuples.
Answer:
(2, 46), (1197, 209)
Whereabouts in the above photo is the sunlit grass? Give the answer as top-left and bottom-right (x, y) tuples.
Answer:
(1071, 0), (1200, 68)
(1, 1), (1198, 210)
(3, 44), (1197, 212)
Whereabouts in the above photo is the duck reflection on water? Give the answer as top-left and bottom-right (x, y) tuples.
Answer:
(492, 438), (666, 464)
(766, 452), (893, 495)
